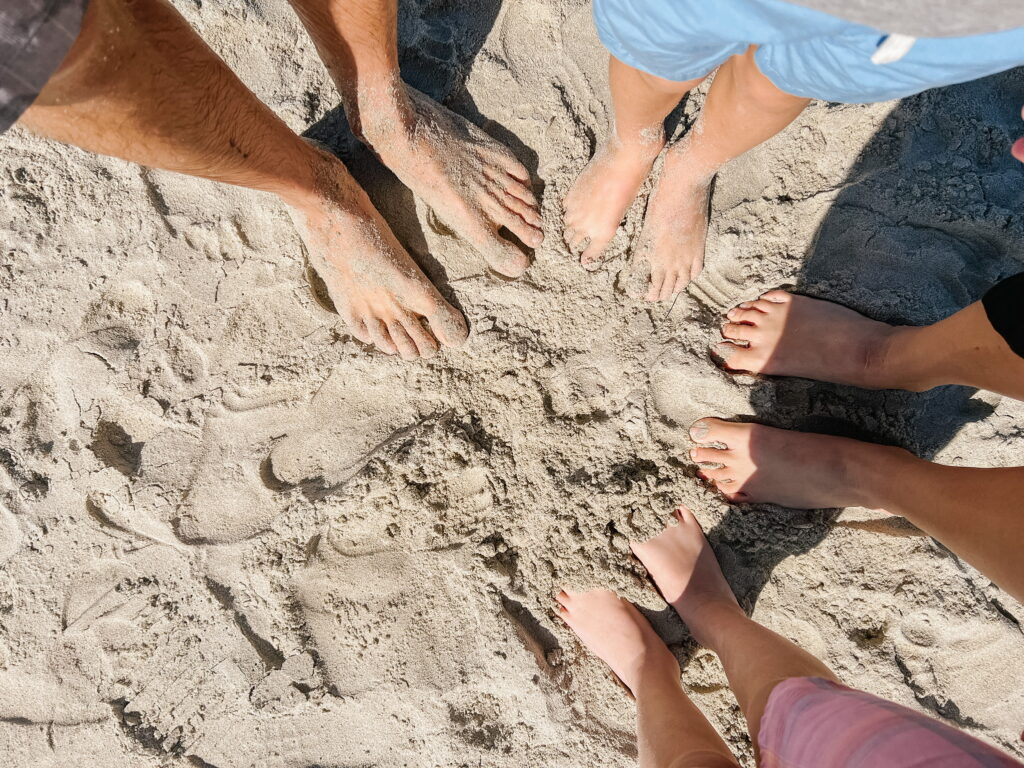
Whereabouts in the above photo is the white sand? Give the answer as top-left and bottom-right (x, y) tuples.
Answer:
(1, 1), (1023, 765)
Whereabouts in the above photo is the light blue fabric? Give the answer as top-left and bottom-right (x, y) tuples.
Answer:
(592, 0), (1024, 103)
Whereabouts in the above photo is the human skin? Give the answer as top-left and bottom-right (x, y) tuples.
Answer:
(563, 48), (808, 301)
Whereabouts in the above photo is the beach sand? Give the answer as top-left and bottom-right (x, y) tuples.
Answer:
(1, 1), (1023, 765)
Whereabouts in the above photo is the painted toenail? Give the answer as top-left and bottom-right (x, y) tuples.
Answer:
(690, 421), (710, 440)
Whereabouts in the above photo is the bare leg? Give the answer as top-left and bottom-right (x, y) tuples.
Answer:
(555, 588), (739, 768)
(632, 47), (809, 301)
(716, 290), (1024, 400)
(21, 0), (466, 358)
(688, 418), (1024, 603)
(286, 0), (543, 277)
(562, 56), (701, 266)
(631, 509), (838, 757)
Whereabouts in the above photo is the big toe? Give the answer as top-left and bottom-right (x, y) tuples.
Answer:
(689, 417), (745, 447)
(482, 233), (530, 278)
(427, 302), (469, 348)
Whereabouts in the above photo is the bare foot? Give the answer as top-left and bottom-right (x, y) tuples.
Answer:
(289, 147), (468, 359)
(362, 87), (543, 278)
(555, 589), (678, 695)
(630, 508), (741, 647)
(627, 148), (711, 302)
(715, 290), (921, 389)
(688, 418), (912, 509)
(562, 134), (663, 266)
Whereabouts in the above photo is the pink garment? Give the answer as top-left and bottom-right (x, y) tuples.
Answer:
(758, 677), (1023, 768)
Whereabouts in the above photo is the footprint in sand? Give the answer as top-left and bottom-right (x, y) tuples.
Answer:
(894, 609), (1024, 734)
(295, 524), (482, 697)
(268, 365), (423, 490)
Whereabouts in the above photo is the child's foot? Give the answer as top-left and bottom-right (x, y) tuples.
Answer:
(290, 148), (468, 359)
(630, 508), (742, 648)
(562, 135), (664, 266)
(627, 148), (711, 302)
(715, 291), (927, 390)
(688, 418), (912, 509)
(555, 588), (679, 695)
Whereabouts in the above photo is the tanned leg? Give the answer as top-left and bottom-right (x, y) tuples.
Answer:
(632, 47), (808, 301)
(21, 0), (467, 359)
(286, 0), (543, 277)
(555, 588), (739, 768)
(688, 419), (1024, 603)
(631, 509), (839, 759)
(562, 56), (702, 266)
(716, 291), (1024, 400)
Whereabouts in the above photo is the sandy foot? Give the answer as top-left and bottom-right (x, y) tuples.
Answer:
(562, 135), (662, 266)
(627, 147), (711, 302)
(715, 290), (908, 388)
(290, 147), (468, 360)
(367, 88), (543, 278)
(630, 508), (741, 647)
(688, 418), (908, 509)
(555, 588), (678, 695)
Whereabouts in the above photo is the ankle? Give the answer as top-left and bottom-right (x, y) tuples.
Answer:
(627, 645), (682, 692)
(674, 596), (745, 650)
(844, 440), (923, 511)
(611, 123), (666, 158)
(870, 324), (945, 392)
(345, 78), (416, 151)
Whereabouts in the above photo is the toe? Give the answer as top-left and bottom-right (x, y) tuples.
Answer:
(690, 446), (730, 465)
(400, 313), (440, 358)
(760, 290), (791, 303)
(486, 188), (544, 246)
(387, 320), (420, 361)
(426, 303), (469, 348)
(580, 235), (612, 267)
(670, 272), (690, 297)
(367, 317), (398, 355)
(499, 174), (539, 208)
(690, 418), (746, 449)
(490, 149), (531, 183)
(725, 307), (763, 324)
(646, 269), (666, 302)
(658, 270), (678, 302)
(483, 231), (531, 277)
(721, 322), (758, 342)
(713, 342), (759, 373)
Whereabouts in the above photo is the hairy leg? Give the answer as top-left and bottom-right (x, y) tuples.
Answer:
(21, 0), (466, 358)
(689, 418), (1024, 603)
(632, 509), (838, 757)
(631, 47), (808, 301)
(717, 291), (1024, 399)
(555, 588), (739, 768)
(562, 56), (700, 265)
(287, 0), (543, 277)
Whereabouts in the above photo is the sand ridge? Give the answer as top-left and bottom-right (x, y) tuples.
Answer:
(1, 0), (1023, 766)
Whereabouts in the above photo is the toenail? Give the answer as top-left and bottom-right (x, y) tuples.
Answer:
(690, 421), (710, 440)
(689, 448), (699, 460)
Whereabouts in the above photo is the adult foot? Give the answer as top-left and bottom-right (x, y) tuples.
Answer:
(361, 87), (543, 278)
(555, 588), (679, 695)
(715, 291), (922, 389)
(289, 147), (468, 359)
(562, 133), (664, 266)
(630, 508), (741, 648)
(688, 418), (913, 509)
(627, 147), (712, 302)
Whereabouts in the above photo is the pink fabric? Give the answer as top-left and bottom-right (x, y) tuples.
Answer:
(758, 677), (1023, 768)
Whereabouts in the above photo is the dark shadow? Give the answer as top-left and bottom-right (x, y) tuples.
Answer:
(700, 67), (1024, 616)
(301, 0), (539, 306)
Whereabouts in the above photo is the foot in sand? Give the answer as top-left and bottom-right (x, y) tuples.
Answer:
(630, 507), (742, 648)
(290, 146), (468, 359)
(628, 147), (712, 302)
(555, 588), (678, 695)
(688, 418), (911, 509)
(562, 134), (664, 266)
(362, 87), (543, 278)
(715, 290), (920, 389)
